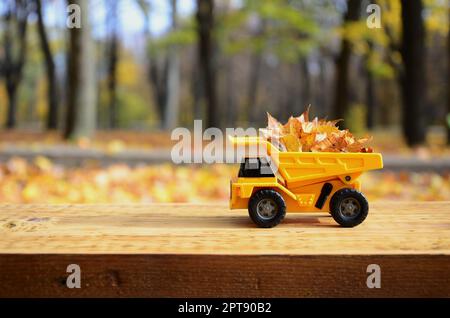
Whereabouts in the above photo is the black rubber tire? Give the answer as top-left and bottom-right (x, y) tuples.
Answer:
(329, 188), (369, 227)
(248, 189), (286, 228)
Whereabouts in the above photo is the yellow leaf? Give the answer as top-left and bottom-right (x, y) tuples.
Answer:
(264, 106), (373, 153)
(281, 134), (301, 152)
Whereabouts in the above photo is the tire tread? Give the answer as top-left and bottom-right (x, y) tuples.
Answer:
(248, 189), (286, 228)
(329, 188), (369, 227)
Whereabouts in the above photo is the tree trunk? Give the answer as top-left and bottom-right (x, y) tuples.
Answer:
(365, 41), (375, 130)
(106, 0), (119, 129)
(36, 0), (59, 130)
(317, 55), (327, 117)
(332, 0), (361, 123)
(301, 58), (310, 109)
(366, 68), (375, 130)
(196, 0), (218, 128)
(150, 59), (168, 125)
(192, 59), (203, 120)
(6, 86), (17, 129)
(3, 1), (29, 129)
(65, 0), (97, 139)
(225, 57), (235, 126)
(246, 18), (266, 124)
(164, 0), (181, 130)
(400, 0), (426, 146)
(107, 36), (118, 129)
(247, 53), (262, 124)
(136, 0), (168, 127)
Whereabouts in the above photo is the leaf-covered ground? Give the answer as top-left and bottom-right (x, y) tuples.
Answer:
(0, 156), (448, 203)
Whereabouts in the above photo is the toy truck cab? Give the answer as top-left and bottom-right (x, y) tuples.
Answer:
(229, 136), (383, 228)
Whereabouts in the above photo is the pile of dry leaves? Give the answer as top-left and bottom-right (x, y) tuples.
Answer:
(261, 107), (373, 153)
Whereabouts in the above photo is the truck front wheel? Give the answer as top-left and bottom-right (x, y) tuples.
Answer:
(248, 189), (286, 228)
(329, 188), (369, 227)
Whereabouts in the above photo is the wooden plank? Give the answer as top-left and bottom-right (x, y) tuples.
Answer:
(0, 202), (449, 297)
(0, 255), (448, 297)
(0, 202), (449, 255)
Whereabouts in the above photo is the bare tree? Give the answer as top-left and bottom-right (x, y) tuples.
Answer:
(196, 0), (218, 128)
(164, 0), (181, 130)
(300, 58), (311, 109)
(136, 0), (169, 127)
(1, 0), (30, 128)
(65, 0), (97, 139)
(150, 59), (168, 126)
(332, 0), (362, 123)
(35, 0), (59, 130)
(400, 0), (426, 146)
(224, 56), (235, 126)
(106, 0), (119, 129)
(365, 40), (375, 130)
(246, 18), (266, 125)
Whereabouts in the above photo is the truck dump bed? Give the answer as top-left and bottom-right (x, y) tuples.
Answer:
(230, 136), (383, 187)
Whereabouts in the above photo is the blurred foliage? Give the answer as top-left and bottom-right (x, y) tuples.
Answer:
(345, 103), (367, 135)
(98, 48), (158, 129)
(0, 0), (448, 140)
(148, 18), (197, 56)
(362, 170), (450, 201)
(0, 156), (449, 203)
(424, 0), (449, 35)
(147, 0), (321, 63)
(0, 157), (231, 203)
(366, 52), (395, 78)
(218, 0), (320, 62)
(116, 89), (152, 128)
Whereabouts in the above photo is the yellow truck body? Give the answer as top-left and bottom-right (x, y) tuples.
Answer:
(229, 136), (383, 227)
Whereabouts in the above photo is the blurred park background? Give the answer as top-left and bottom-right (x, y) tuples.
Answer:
(0, 0), (449, 204)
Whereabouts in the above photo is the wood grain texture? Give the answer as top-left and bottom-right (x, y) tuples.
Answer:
(0, 254), (448, 297)
(0, 202), (449, 297)
(0, 202), (449, 254)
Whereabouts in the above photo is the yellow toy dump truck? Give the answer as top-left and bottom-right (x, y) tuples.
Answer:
(229, 136), (383, 228)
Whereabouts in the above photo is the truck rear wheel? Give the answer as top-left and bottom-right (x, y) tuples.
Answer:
(248, 189), (286, 228)
(329, 188), (368, 227)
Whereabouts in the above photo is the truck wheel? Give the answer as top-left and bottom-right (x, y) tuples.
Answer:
(248, 189), (286, 228)
(329, 188), (369, 227)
